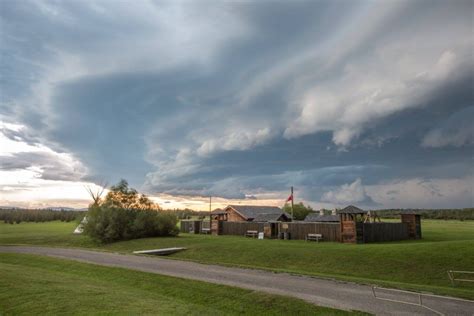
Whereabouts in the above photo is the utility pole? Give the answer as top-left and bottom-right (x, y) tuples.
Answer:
(291, 186), (294, 221)
(209, 196), (212, 233)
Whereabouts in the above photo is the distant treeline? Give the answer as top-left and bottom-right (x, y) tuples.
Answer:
(0, 209), (87, 224)
(375, 208), (474, 220)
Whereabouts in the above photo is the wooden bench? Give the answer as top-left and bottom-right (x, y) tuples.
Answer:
(245, 230), (259, 238)
(306, 233), (323, 242)
(201, 228), (211, 234)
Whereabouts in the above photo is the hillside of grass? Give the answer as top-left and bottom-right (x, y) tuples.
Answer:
(0, 253), (360, 315)
(1, 220), (473, 299)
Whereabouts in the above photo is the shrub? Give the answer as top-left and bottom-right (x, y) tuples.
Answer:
(83, 180), (179, 243)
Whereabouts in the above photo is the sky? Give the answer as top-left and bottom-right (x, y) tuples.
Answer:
(0, 0), (473, 210)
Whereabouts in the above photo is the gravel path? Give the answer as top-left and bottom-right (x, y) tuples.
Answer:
(1, 246), (473, 315)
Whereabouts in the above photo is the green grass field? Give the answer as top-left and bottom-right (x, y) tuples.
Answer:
(1, 220), (473, 299)
(0, 253), (362, 315)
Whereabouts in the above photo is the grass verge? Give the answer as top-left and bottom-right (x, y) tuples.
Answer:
(0, 253), (365, 315)
(1, 220), (473, 299)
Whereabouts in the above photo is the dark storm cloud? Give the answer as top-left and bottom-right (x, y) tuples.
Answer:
(1, 0), (473, 207)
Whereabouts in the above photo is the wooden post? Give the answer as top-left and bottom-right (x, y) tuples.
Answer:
(209, 196), (212, 234)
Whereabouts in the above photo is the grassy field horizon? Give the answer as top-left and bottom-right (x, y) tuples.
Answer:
(1, 220), (473, 300)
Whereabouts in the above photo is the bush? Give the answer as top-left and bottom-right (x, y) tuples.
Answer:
(83, 180), (179, 243)
(85, 206), (179, 243)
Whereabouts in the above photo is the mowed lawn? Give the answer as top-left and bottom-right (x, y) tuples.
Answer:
(0, 253), (360, 316)
(1, 220), (473, 299)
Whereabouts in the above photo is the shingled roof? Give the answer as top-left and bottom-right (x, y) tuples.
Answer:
(211, 208), (225, 215)
(227, 205), (283, 220)
(253, 213), (289, 222)
(304, 214), (340, 222)
(338, 205), (367, 214)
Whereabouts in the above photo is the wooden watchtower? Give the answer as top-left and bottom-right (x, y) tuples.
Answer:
(339, 205), (368, 243)
(400, 210), (422, 239)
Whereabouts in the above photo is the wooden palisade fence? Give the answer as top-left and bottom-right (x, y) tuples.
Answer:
(181, 213), (420, 243)
(286, 222), (340, 241)
(363, 223), (408, 243)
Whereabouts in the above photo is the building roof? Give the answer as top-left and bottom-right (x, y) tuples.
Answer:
(339, 205), (367, 214)
(227, 205), (283, 220)
(304, 214), (340, 222)
(253, 213), (289, 222)
(211, 208), (225, 215)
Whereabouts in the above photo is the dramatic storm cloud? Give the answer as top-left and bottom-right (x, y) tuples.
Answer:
(1, 0), (473, 209)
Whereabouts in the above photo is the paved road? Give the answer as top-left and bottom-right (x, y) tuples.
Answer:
(1, 246), (473, 315)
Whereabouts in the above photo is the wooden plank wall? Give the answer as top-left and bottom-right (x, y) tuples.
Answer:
(220, 221), (340, 241)
(287, 222), (340, 241)
(363, 222), (409, 243)
(180, 220), (199, 233)
(221, 221), (265, 236)
(415, 216), (422, 239)
(185, 220), (411, 243)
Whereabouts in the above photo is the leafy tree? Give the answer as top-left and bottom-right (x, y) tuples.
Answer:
(102, 179), (159, 210)
(83, 179), (178, 243)
(283, 202), (314, 221)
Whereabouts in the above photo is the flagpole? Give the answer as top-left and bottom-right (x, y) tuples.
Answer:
(291, 186), (294, 221)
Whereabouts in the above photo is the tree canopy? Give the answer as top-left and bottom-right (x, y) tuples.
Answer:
(103, 179), (160, 210)
(283, 202), (314, 221)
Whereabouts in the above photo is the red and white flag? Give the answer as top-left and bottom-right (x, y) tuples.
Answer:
(286, 194), (293, 203)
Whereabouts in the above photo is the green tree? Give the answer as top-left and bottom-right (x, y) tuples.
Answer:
(283, 202), (314, 221)
(83, 180), (178, 243)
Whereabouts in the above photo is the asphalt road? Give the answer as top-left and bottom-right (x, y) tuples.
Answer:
(1, 246), (473, 315)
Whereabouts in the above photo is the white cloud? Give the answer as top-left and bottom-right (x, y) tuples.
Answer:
(284, 48), (470, 146)
(320, 178), (376, 206)
(366, 177), (474, 209)
(196, 127), (273, 156)
(0, 121), (87, 181)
